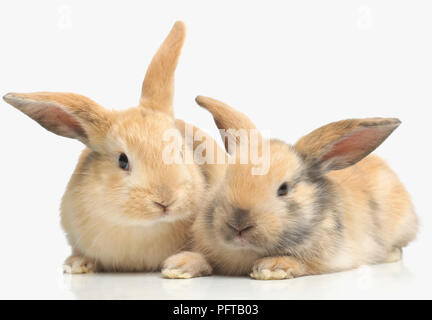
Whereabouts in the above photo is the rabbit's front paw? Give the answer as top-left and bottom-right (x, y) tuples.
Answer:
(162, 251), (212, 279)
(63, 255), (96, 274)
(250, 256), (305, 280)
(384, 247), (402, 263)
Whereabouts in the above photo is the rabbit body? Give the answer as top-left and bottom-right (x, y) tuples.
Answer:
(61, 138), (200, 272)
(4, 23), (226, 273)
(61, 114), (225, 272)
(163, 97), (418, 280)
(190, 153), (417, 277)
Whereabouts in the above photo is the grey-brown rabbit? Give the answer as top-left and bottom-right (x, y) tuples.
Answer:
(162, 96), (418, 280)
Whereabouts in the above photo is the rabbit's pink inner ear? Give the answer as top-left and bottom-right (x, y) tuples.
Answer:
(9, 97), (88, 140)
(320, 127), (392, 170)
(31, 103), (87, 140)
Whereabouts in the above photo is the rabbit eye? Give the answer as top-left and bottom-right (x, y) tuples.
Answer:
(118, 153), (129, 171)
(277, 182), (289, 197)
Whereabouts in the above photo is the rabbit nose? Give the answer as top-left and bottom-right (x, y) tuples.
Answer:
(227, 208), (254, 235)
(226, 222), (255, 236)
(154, 201), (172, 213)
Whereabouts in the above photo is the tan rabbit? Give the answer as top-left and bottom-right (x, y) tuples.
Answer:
(162, 96), (418, 280)
(3, 22), (226, 273)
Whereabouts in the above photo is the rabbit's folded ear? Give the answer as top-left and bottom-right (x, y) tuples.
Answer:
(3, 92), (111, 148)
(295, 118), (401, 174)
(195, 95), (262, 155)
(140, 21), (186, 117)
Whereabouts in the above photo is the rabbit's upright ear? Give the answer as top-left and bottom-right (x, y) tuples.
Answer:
(140, 21), (186, 117)
(295, 118), (401, 174)
(3, 92), (111, 148)
(195, 95), (262, 155)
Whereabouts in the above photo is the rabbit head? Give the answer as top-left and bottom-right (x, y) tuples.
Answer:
(3, 22), (204, 227)
(195, 96), (400, 256)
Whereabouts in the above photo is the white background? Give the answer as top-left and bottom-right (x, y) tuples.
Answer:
(0, 0), (431, 299)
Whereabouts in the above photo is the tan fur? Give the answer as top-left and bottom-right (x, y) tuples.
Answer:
(3, 22), (227, 273)
(323, 155), (418, 271)
(195, 96), (260, 151)
(140, 21), (186, 116)
(162, 96), (418, 280)
(3, 92), (111, 148)
(295, 117), (401, 170)
(175, 119), (227, 187)
(250, 256), (306, 280)
(162, 251), (212, 279)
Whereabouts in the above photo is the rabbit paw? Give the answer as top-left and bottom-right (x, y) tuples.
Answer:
(63, 255), (96, 274)
(162, 251), (212, 279)
(250, 256), (305, 280)
(384, 247), (402, 263)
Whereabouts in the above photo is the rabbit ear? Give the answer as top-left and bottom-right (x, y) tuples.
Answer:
(195, 95), (262, 155)
(140, 21), (186, 117)
(3, 92), (111, 148)
(295, 118), (401, 174)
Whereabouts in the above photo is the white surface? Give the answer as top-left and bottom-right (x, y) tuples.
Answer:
(1, 0), (432, 299)
(0, 259), (429, 299)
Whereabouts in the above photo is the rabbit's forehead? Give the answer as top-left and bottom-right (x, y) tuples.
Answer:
(225, 141), (303, 205)
(106, 108), (177, 149)
(228, 141), (302, 180)
(268, 140), (303, 180)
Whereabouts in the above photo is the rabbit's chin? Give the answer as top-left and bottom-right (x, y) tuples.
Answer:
(155, 211), (193, 224)
(107, 209), (193, 227)
(224, 236), (251, 248)
(215, 230), (266, 253)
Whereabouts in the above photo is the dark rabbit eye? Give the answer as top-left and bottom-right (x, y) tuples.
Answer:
(277, 182), (289, 196)
(118, 153), (129, 171)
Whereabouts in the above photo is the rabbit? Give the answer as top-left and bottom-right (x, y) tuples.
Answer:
(162, 95), (418, 280)
(3, 22), (226, 273)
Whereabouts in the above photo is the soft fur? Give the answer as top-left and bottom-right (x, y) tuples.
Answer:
(162, 96), (418, 280)
(3, 22), (226, 273)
